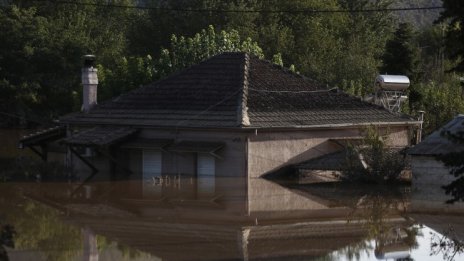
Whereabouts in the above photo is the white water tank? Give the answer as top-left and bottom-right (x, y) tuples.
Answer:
(375, 75), (410, 91)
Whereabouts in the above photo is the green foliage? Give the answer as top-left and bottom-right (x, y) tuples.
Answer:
(0, 1), (138, 127)
(415, 24), (448, 81)
(0, 0), (459, 130)
(407, 76), (464, 134)
(97, 56), (154, 101)
(342, 126), (407, 184)
(133, 0), (394, 94)
(334, 0), (395, 94)
(271, 53), (284, 67)
(155, 25), (265, 77)
(0, 222), (15, 261)
(437, 0), (464, 72)
(0, 185), (81, 261)
(381, 23), (420, 80)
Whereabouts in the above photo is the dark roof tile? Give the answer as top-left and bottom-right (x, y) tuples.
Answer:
(63, 126), (137, 146)
(61, 52), (416, 129)
(408, 115), (464, 155)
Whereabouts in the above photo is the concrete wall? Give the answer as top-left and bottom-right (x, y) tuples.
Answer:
(245, 125), (412, 213)
(248, 178), (330, 213)
(247, 126), (411, 178)
(137, 128), (247, 177)
(410, 156), (464, 213)
(68, 124), (412, 214)
(69, 127), (249, 213)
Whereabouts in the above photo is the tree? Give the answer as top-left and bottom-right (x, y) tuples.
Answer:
(411, 77), (464, 133)
(0, 1), (137, 127)
(97, 56), (154, 103)
(97, 25), (285, 99)
(336, 0), (395, 96)
(342, 126), (407, 184)
(154, 25), (268, 78)
(127, 0), (232, 56)
(437, 0), (464, 72)
(381, 23), (420, 79)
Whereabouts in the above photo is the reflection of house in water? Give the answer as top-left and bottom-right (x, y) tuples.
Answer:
(19, 52), (419, 214)
(27, 180), (412, 261)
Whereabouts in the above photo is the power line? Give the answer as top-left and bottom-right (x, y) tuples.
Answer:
(25, 0), (443, 14)
(248, 87), (338, 93)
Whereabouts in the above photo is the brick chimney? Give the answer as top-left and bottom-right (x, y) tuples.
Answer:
(81, 55), (98, 112)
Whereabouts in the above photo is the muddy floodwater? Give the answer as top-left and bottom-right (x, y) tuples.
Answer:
(1, 129), (464, 261)
(0, 177), (463, 261)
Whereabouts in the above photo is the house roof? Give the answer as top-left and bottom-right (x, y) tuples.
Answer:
(18, 126), (66, 149)
(63, 126), (137, 147)
(408, 114), (464, 156)
(61, 52), (417, 129)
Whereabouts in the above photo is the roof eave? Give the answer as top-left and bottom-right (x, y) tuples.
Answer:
(243, 120), (421, 130)
(60, 119), (420, 132)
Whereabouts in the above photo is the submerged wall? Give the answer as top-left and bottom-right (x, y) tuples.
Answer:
(410, 156), (464, 213)
(69, 127), (249, 213)
(247, 126), (411, 178)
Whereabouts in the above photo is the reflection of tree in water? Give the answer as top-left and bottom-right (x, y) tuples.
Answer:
(0, 223), (15, 261)
(96, 235), (143, 260)
(430, 225), (464, 261)
(0, 185), (81, 261)
(333, 240), (374, 261)
(346, 193), (420, 261)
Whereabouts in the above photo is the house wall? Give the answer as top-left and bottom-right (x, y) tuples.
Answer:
(136, 128), (248, 177)
(247, 126), (411, 178)
(246, 125), (412, 213)
(410, 156), (464, 213)
(70, 127), (249, 214)
(248, 178), (330, 213)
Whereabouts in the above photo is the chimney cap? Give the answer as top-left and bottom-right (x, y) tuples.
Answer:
(83, 54), (96, 67)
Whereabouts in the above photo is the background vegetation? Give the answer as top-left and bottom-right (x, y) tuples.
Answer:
(0, 0), (462, 136)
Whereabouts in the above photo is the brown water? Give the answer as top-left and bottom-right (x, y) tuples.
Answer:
(0, 129), (37, 159)
(0, 179), (462, 261)
(0, 130), (463, 261)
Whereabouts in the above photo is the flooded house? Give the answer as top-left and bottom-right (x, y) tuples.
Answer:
(19, 52), (420, 214)
(408, 114), (464, 211)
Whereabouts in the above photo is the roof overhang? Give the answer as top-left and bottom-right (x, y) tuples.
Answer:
(18, 126), (66, 149)
(167, 141), (225, 158)
(63, 127), (138, 147)
(60, 120), (420, 133)
(120, 138), (172, 150)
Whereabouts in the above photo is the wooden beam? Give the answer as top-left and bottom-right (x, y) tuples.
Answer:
(29, 146), (47, 162)
(40, 144), (48, 161)
(69, 146), (99, 198)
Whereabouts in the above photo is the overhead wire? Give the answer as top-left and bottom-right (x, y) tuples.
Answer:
(248, 87), (338, 93)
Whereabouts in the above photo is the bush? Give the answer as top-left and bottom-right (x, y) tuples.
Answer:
(341, 127), (407, 184)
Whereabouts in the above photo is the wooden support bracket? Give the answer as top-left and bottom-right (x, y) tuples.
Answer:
(69, 146), (99, 197)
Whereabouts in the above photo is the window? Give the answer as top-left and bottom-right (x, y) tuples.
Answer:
(197, 154), (215, 197)
(142, 149), (162, 197)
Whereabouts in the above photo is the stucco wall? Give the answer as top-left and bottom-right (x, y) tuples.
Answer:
(70, 127), (249, 213)
(411, 156), (455, 202)
(137, 129), (247, 177)
(247, 126), (411, 178)
(410, 156), (464, 213)
(248, 178), (330, 213)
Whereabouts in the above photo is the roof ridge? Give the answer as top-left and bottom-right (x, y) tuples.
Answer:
(237, 53), (250, 126)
